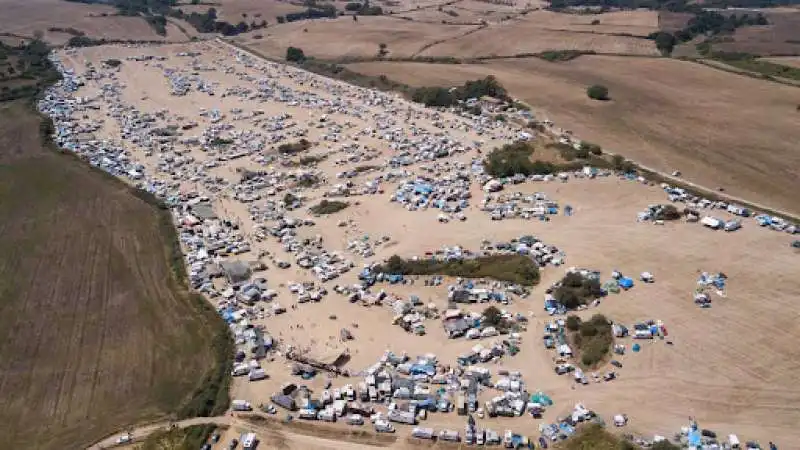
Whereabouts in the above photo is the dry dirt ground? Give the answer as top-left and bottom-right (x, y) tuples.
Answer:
(238, 16), (480, 59)
(0, 101), (223, 450)
(61, 42), (800, 447)
(347, 56), (800, 215)
(415, 10), (659, 57)
(0, 0), (192, 44)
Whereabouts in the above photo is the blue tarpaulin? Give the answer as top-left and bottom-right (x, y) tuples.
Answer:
(619, 277), (634, 289)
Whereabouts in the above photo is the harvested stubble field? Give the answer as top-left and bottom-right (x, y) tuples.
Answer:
(519, 9), (659, 36)
(239, 16), (480, 59)
(0, 101), (225, 450)
(0, 0), (190, 44)
(347, 56), (800, 215)
(415, 12), (659, 57)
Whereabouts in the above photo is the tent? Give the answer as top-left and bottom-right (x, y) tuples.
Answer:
(530, 392), (553, 406)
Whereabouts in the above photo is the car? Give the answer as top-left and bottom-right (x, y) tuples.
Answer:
(211, 433), (221, 442)
(610, 360), (623, 368)
(116, 434), (132, 444)
(228, 438), (239, 450)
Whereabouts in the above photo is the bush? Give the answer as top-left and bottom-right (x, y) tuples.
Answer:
(569, 314), (612, 368)
(278, 138), (311, 155)
(310, 199), (349, 215)
(654, 204), (681, 220)
(376, 254), (540, 286)
(482, 306), (503, 326)
(580, 141), (602, 155)
(286, 46), (306, 62)
(566, 315), (581, 331)
(554, 272), (603, 310)
(587, 84), (609, 101)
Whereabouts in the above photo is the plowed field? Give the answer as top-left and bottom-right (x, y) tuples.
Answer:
(0, 101), (224, 450)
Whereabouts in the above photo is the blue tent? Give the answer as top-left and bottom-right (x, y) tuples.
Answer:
(386, 274), (404, 284)
(632, 343), (641, 352)
(410, 364), (436, 376)
(414, 183), (433, 195)
(687, 431), (702, 447)
(619, 277), (634, 289)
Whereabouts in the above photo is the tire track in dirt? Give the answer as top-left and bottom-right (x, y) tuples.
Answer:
(410, 23), (487, 57)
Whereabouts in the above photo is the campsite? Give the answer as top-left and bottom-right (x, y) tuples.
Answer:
(1, 0), (799, 448)
(28, 38), (799, 449)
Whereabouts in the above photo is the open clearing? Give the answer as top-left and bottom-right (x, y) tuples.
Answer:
(347, 56), (800, 215)
(0, 101), (223, 450)
(52, 41), (800, 448)
(238, 16), (480, 59)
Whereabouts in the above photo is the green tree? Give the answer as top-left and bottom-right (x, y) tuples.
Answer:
(651, 31), (677, 56)
(482, 306), (503, 326)
(286, 46), (306, 62)
(566, 315), (581, 331)
(586, 84), (609, 101)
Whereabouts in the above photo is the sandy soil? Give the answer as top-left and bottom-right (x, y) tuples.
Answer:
(238, 16), (480, 60)
(58, 42), (800, 448)
(347, 57), (800, 216)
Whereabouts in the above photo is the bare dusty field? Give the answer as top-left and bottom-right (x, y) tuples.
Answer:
(55, 41), (800, 449)
(348, 57), (800, 215)
(416, 14), (659, 57)
(239, 16), (480, 59)
(0, 0), (190, 43)
(520, 9), (659, 36)
(0, 102), (225, 450)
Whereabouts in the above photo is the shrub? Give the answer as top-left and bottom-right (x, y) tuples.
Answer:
(310, 199), (349, 215)
(278, 138), (311, 155)
(554, 272), (603, 310)
(591, 19), (600, 25)
(570, 314), (612, 368)
(580, 141), (602, 155)
(286, 46), (306, 62)
(376, 254), (540, 286)
(566, 315), (581, 331)
(482, 306), (503, 326)
(654, 204), (681, 220)
(586, 84), (609, 101)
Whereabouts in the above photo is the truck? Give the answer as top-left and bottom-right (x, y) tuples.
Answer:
(388, 409), (417, 425)
(438, 429), (460, 442)
(231, 364), (249, 377)
(374, 420), (395, 433)
(317, 409), (336, 422)
(298, 408), (317, 420)
(411, 427), (435, 440)
(231, 399), (252, 411)
(248, 368), (267, 381)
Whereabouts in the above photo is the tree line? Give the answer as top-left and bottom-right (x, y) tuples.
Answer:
(548, 0), (796, 12)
